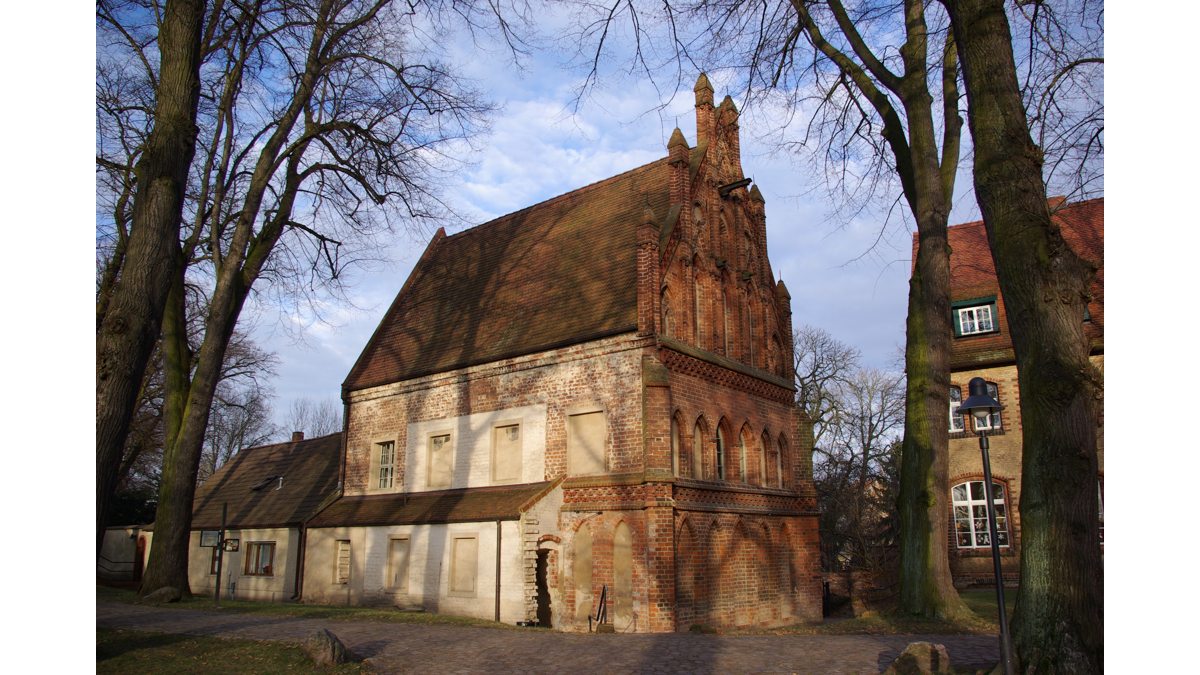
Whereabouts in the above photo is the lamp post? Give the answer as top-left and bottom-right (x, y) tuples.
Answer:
(957, 377), (1014, 675)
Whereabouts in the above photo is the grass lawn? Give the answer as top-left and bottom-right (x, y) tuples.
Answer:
(97, 628), (373, 674)
(98, 583), (530, 630)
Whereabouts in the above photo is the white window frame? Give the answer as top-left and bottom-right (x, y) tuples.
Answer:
(971, 382), (1003, 431)
(956, 304), (996, 336)
(952, 481), (1010, 549)
(949, 386), (965, 432)
(377, 440), (396, 490)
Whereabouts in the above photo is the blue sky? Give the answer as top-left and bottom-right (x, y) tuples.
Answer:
(257, 42), (992, 423)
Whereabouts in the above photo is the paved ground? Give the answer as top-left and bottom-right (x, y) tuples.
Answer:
(98, 601), (1000, 674)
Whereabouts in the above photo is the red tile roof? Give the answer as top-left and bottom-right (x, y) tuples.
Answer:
(307, 482), (553, 528)
(189, 433), (343, 530)
(914, 198), (1103, 368)
(344, 159), (673, 391)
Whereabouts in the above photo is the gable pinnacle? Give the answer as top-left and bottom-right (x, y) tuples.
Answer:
(749, 185), (764, 203)
(667, 127), (689, 149)
(719, 95), (738, 114)
(694, 73), (714, 93)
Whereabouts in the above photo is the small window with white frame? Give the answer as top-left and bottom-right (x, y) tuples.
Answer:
(952, 481), (1009, 548)
(971, 382), (1003, 431)
(949, 386), (965, 432)
(953, 298), (999, 337)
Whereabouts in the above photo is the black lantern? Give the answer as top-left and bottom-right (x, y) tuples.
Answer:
(956, 377), (1013, 675)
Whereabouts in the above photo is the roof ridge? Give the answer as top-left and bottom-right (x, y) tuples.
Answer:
(442, 157), (669, 243)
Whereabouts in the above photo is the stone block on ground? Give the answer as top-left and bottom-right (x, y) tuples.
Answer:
(884, 641), (951, 674)
(302, 628), (356, 666)
(141, 587), (182, 604)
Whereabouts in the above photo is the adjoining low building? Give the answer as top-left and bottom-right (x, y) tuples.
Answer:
(185, 432), (343, 602)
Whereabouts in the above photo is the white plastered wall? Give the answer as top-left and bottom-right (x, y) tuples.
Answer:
(406, 404), (547, 492)
(187, 527), (298, 602)
(304, 520), (527, 623)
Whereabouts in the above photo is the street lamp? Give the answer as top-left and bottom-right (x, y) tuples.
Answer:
(956, 377), (1014, 675)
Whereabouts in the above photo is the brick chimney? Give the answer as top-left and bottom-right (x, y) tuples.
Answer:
(292, 431), (304, 442)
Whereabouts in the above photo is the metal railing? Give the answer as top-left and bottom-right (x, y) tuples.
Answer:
(588, 584), (608, 632)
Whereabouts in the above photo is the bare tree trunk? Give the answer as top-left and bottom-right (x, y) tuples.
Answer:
(96, 0), (205, 560)
(941, 0), (1102, 670)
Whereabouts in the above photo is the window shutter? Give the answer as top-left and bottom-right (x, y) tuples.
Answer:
(989, 301), (999, 333)
(952, 308), (962, 337)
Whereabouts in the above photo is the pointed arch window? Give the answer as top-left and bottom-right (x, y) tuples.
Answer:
(692, 421), (704, 479)
(715, 426), (726, 481)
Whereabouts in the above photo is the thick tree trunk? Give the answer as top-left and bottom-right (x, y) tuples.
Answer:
(96, 0), (205, 559)
(895, 200), (968, 620)
(941, 1), (1102, 672)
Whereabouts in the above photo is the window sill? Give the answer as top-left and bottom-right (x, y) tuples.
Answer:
(949, 429), (1005, 440)
(954, 330), (1001, 341)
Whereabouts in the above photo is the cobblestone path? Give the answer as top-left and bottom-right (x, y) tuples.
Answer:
(98, 601), (1000, 674)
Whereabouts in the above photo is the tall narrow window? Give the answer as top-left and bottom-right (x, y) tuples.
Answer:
(388, 538), (410, 592)
(952, 481), (1009, 548)
(427, 433), (453, 488)
(949, 386), (965, 432)
(492, 424), (522, 484)
(450, 535), (479, 596)
(715, 427), (726, 481)
(335, 540), (351, 584)
(760, 431), (770, 487)
(738, 432), (747, 483)
(776, 438), (784, 488)
(377, 441), (395, 489)
(692, 422), (704, 479)
(670, 417), (680, 477)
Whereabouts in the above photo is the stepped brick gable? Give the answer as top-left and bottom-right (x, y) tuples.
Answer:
(302, 75), (822, 631)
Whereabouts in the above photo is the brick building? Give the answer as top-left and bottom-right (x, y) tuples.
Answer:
(298, 74), (823, 631)
(937, 198), (1104, 587)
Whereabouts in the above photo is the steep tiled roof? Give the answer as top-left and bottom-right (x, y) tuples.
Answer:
(307, 482), (552, 527)
(916, 198), (1104, 369)
(190, 433), (343, 530)
(344, 159), (672, 391)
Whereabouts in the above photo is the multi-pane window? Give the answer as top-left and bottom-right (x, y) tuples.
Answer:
(244, 542), (275, 576)
(952, 481), (1009, 548)
(335, 540), (351, 584)
(956, 305), (995, 335)
(377, 441), (396, 489)
(949, 386), (966, 432)
(972, 383), (1003, 431)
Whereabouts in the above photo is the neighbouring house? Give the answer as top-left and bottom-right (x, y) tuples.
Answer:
(182, 432), (343, 602)
(298, 74), (823, 632)
(935, 198), (1104, 587)
(98, 524), (150, 583)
